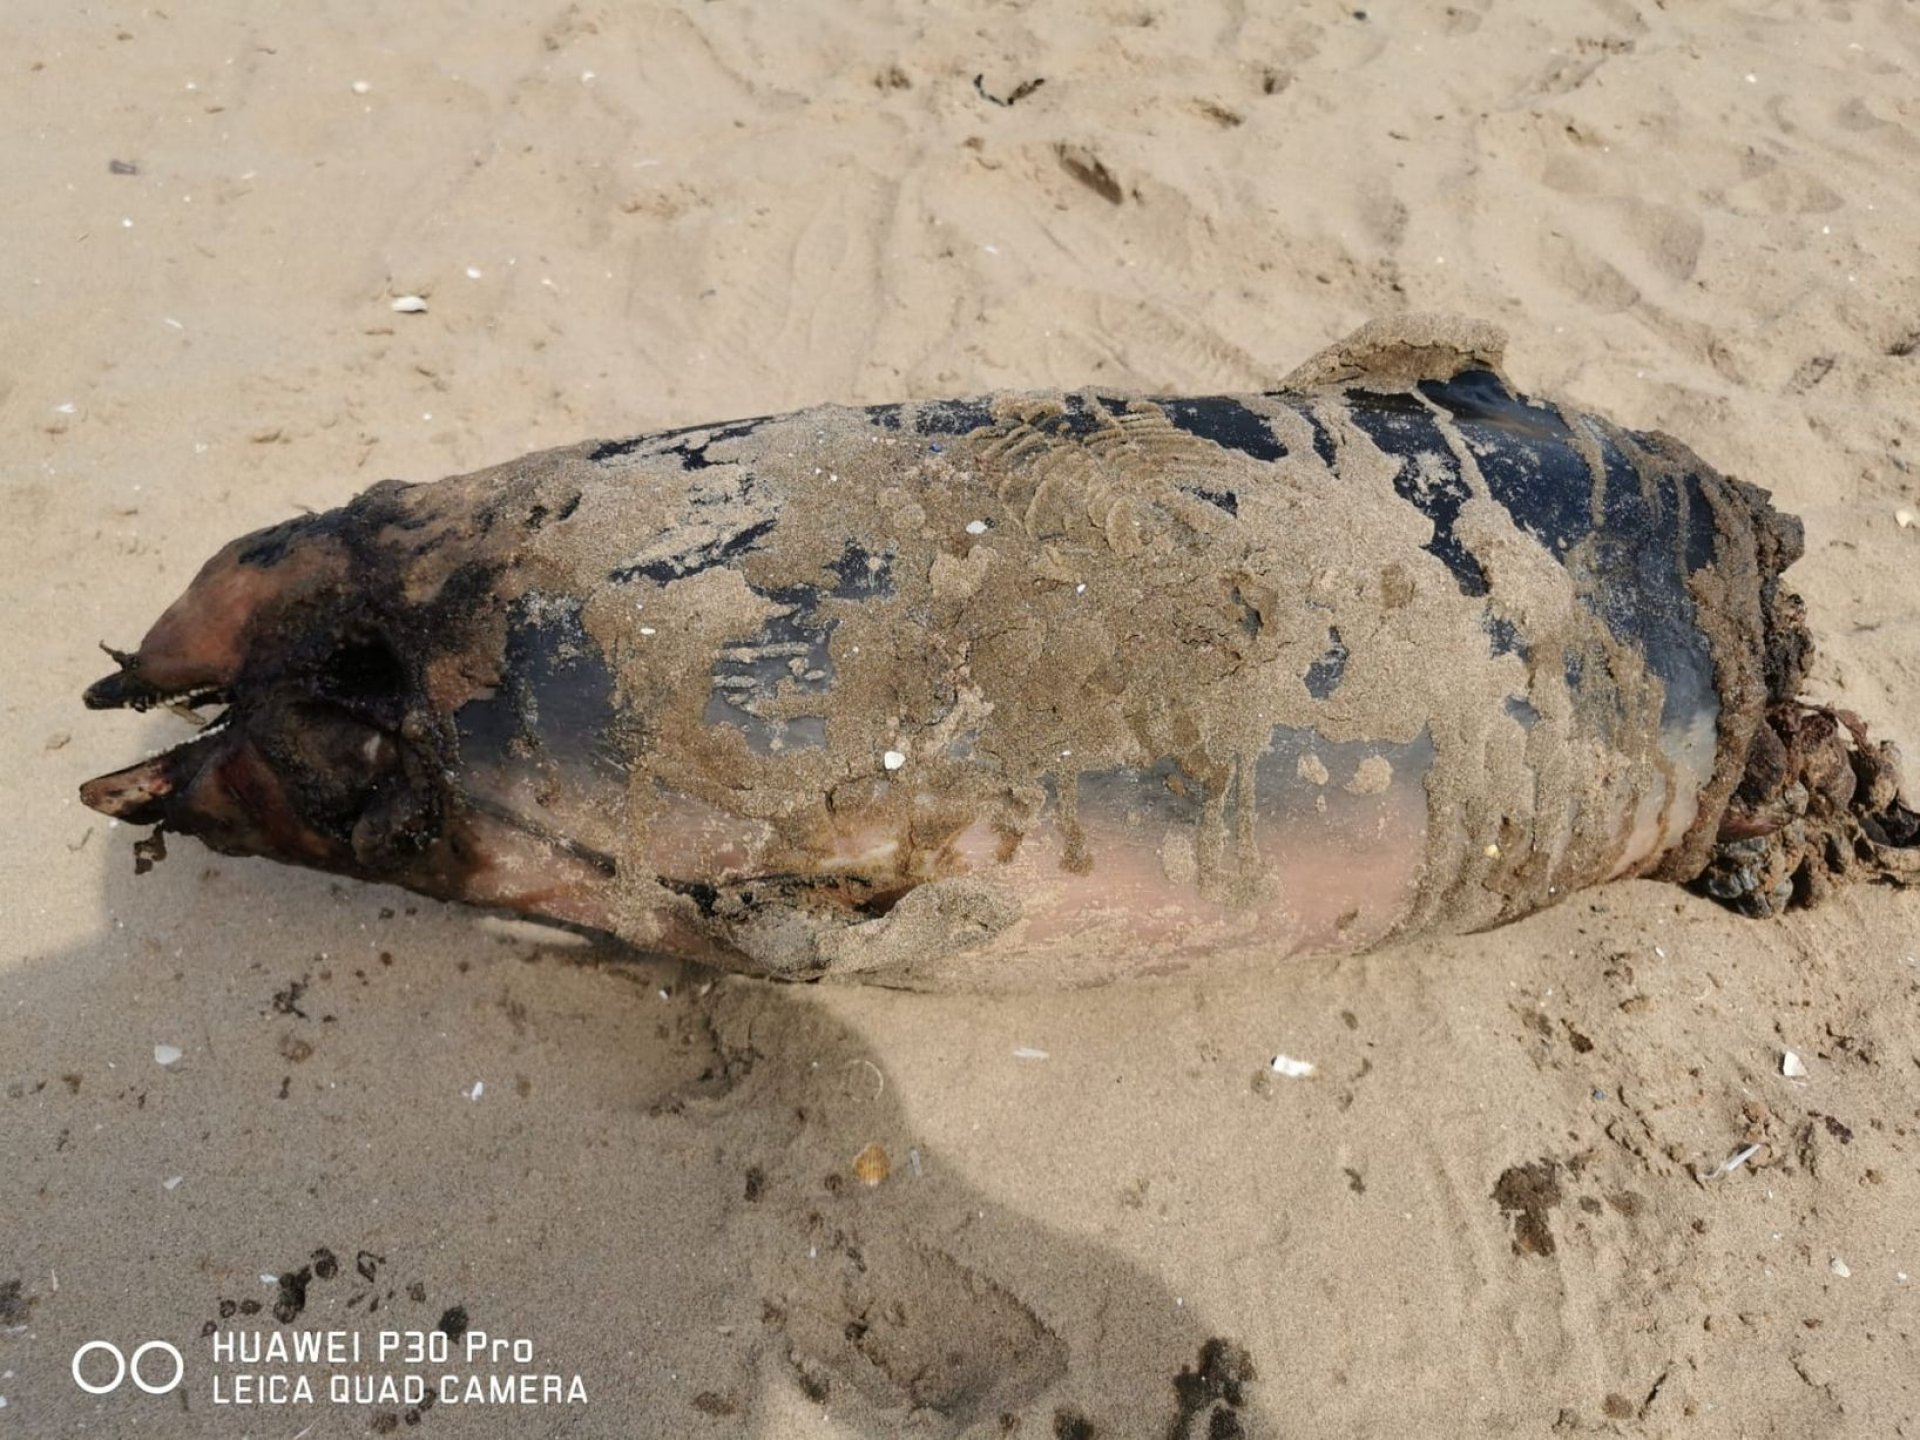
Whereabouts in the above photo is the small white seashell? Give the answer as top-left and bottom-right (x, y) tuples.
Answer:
(882, 750), (906, 771)
(390, 295), (429, 314)
(351, 80), (371, 94)
(1897, 509), (1915, 530)
(1830, 1257), (1851, 1278)
(153, 1043), (183, 1066)
(1268, 1054), (1315, 1078)
(163, 1176), (183, 1191)
(1781, 1050), (1808, 1079)
(465, 266), (483, 280)
(466, 1080), (484, 1101)
(1011, 1046), (1049, 1061)
(965, 519), (989, 535)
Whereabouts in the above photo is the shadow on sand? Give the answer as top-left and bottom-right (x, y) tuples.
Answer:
(2, 833), (1261, 1438)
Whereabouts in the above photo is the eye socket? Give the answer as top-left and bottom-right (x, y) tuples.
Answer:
(282, 701), (397, 779)
(321, 632), (407, 707)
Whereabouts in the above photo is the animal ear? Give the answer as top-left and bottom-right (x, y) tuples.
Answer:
(1279, 313), (1510, 393)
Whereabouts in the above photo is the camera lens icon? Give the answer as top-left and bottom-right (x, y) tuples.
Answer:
(71, 1340), (185, 1395)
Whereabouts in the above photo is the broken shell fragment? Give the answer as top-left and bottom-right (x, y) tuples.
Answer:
(80, 316), (1919, 989)
(852, 1142), (891, 1186)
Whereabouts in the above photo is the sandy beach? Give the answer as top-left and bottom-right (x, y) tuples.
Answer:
(3, 0), (1918, 1434)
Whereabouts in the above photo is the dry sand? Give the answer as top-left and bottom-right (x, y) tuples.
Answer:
(4, 0), (1919, 1434)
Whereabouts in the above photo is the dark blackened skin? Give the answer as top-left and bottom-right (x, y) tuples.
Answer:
(81, 481), (626, 932)
(82, 518), (436, 865)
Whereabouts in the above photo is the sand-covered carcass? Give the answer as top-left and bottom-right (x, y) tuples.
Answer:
(80, 318), (1917, 987)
